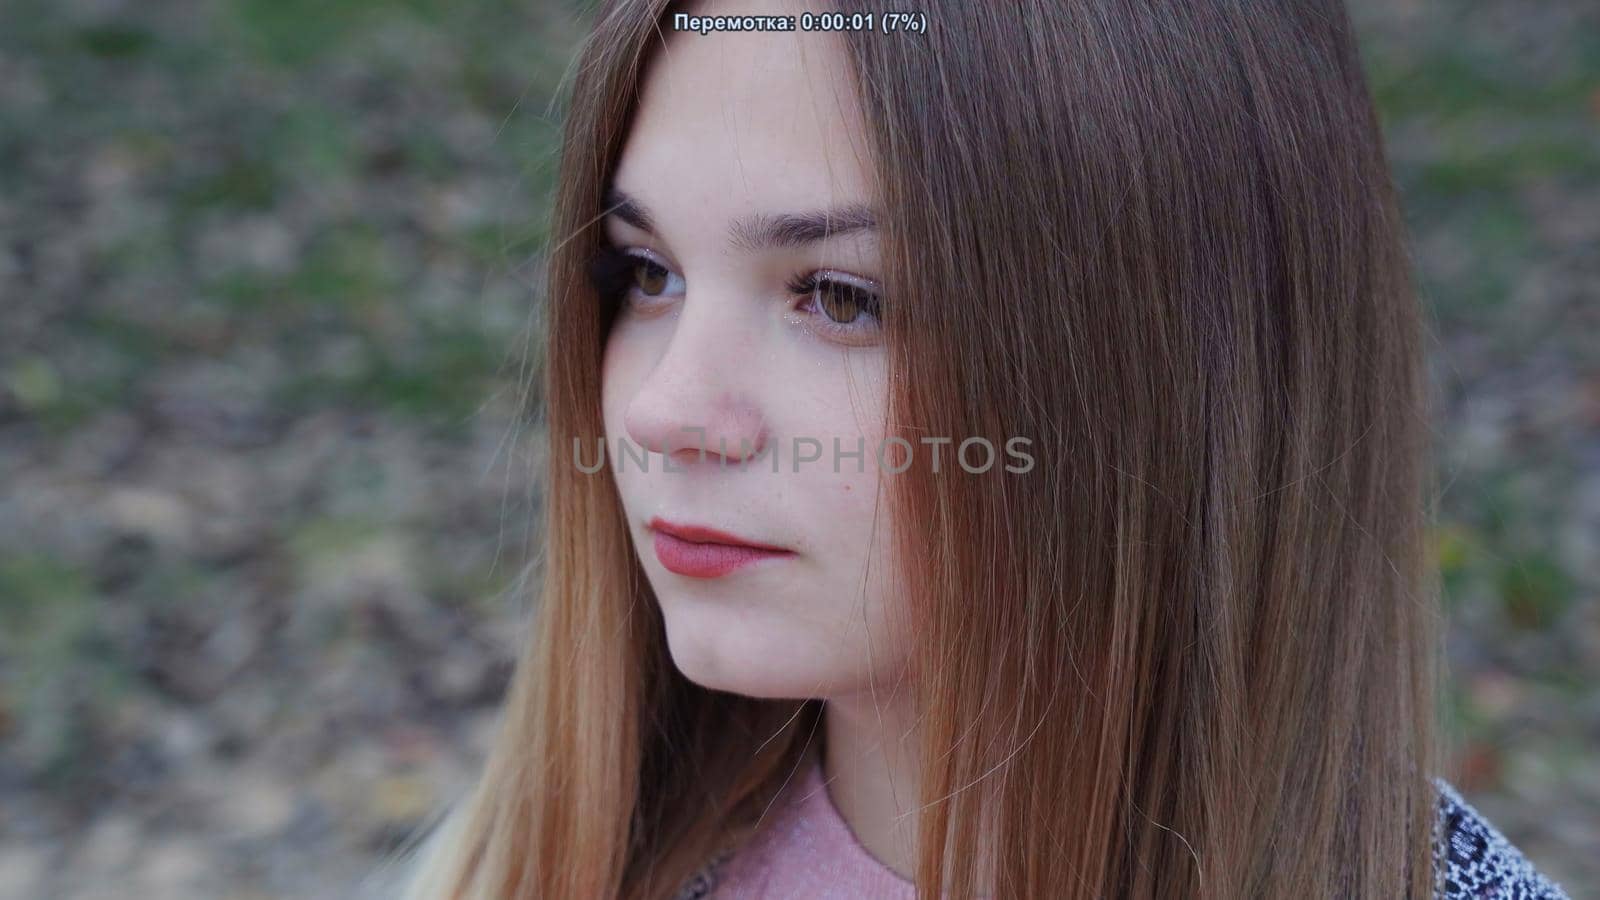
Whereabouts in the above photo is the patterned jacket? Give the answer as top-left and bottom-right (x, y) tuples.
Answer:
(670, 779), (1570, 899)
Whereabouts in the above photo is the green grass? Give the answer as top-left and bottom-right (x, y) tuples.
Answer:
(1497, 550), (1577, 631)
(1365, 18), (1600, 121)
(0, 554), (132, 785)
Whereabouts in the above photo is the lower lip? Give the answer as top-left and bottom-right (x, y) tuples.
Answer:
(651, 531), (794, 578)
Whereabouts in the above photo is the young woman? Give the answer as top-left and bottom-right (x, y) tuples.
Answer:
(398, 0), (1569, 897)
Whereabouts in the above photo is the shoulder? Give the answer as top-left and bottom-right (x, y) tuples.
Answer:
(1433, 778), (1570, 900)
(676, 780), (1573, 900)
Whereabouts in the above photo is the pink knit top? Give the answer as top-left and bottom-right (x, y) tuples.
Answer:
(684, 754), (1573, 900)
(707, 754), (917, 899)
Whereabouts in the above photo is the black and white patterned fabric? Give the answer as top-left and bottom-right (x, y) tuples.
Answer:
(1433, 779), (1569, 899)
(671, 779), (1571, 899)
(670, 846), (732, 900)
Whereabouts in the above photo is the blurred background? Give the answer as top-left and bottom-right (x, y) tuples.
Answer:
(0, 1), (1595, 897)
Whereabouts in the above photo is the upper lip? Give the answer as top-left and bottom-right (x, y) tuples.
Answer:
(648, 516), (792, 552)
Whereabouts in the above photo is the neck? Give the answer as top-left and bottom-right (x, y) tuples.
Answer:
(820, 684), (923, 883)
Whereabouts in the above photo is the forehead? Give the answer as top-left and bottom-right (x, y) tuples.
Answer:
(611, 19), (875, 222)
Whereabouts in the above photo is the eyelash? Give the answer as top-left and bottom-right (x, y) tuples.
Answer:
(585, 244), (883, 341)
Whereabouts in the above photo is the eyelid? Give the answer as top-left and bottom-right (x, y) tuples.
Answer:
(815, 269), (881, 293)
(621, 245), (673, 270)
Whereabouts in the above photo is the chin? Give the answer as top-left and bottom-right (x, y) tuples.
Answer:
(658, 607), (828, 701)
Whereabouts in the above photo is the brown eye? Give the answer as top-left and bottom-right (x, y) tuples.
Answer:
(634, 259), (669, 296)
(784, 270), (884, 342)
(816, 280), (870, 324)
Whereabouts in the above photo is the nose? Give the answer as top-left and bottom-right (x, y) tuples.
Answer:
(621, 299), (771, 468)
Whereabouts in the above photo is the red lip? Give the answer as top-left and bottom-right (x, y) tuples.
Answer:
(648, 517), (795, 578)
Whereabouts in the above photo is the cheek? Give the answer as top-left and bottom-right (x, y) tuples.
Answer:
(599, 326), (638, 440)
(805, 357), (894, 602)
(796, 434), (909, 664)
(600, 329), (649, 521)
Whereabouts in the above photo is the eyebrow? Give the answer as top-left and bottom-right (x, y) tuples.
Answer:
(602, 187), (878, 253)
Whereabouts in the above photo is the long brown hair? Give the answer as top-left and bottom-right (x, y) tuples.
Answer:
(403, 0), (1441, 896)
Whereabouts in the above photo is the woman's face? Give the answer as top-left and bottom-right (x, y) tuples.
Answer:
(599, 4), (907, 701)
